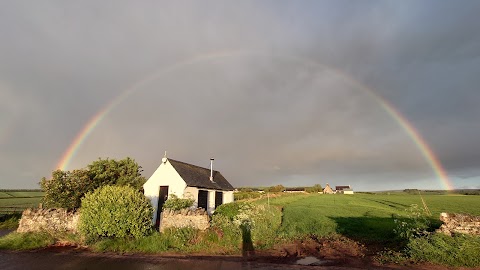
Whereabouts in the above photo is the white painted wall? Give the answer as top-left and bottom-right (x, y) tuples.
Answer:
(184, 186), (199, 207)
(223, 191), (234, 203)
(208, 190), (216, 214)
(143, 159), (187, 223)
(143, 158), (236, 219)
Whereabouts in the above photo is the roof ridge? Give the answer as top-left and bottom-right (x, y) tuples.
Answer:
(168, 158), (219, 173)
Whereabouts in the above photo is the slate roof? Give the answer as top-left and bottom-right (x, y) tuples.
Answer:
(335, 186), (351, 191)
(168, 159), (234, 191)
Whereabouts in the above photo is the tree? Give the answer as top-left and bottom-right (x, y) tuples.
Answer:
(40, 157), (147, 209)
(40, 169), (92, 209)
(305, 184), (323, 193)
(267, 185), (286, 193)
(86, 157), (145, 190)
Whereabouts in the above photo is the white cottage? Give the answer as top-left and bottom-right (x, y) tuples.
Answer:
(143, 156), (235, 225)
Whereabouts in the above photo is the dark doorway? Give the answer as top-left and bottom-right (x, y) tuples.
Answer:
(155, 186), (169, 229)
(215, 191), (223, 209)
(198, 190), (208, 210)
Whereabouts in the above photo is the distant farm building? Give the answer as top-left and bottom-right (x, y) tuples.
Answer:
(143, 156), (234, 226)
(284, 187), (306, 193)
(323, 183), (334, 194)
(336, 185), (354, 194)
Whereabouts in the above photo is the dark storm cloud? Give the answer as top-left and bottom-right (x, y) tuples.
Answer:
(0, 1), (479, 190)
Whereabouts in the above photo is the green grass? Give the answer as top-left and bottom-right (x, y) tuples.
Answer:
(0, 191), (44, 210)
(260, 193), (480, 267)
(0, 192), (14, 198)
(256, 193), (480, 242)
(0, 192), (44, 198)
(0, 213), (21, 229)
(406, 233), (480, 267)
(0, 232), (55, 250)
(0, 191), (44, 229)
(91, 228), (237, 254)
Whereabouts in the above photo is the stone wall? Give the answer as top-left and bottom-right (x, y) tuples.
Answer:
(159, 208), (209, 232)
(17, 208), (79, 234)
(437, 212), (480, 236)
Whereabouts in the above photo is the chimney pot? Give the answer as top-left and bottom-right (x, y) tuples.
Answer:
(210, 158), (214, 182)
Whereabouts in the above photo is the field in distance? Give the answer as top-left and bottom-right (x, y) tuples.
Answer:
(0, 190), (44, 214)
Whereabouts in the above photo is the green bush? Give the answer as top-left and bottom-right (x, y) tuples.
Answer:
(79, 185), (153, 241)
(212, 202), (282, 249)
(393, 204), (431, 240)
(213, 202), (242, 221)
(163, 194), (194, 211)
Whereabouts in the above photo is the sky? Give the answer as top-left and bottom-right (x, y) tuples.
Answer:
(1, 1), (479, 191)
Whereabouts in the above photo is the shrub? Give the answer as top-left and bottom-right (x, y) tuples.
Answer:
(162, 227), (200, 249)
(79, 185), (153, 241)
(393, 204), (431, 240)
(213, 202), (242, 221)
(212, 202), (282, 249)
(162, 194), (194, 211)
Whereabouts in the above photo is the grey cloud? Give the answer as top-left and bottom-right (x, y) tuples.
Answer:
(0, 1), (479, 190)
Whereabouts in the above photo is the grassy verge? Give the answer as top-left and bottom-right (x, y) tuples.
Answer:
(91, 202), (283, 254)
(0, 232), (55, 250)
(0, 213), (21, 229)
(406, 233), (480, 267)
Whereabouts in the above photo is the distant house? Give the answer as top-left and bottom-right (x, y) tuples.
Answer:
(336, 185), (354, 194)
(143, 156), (235, 226)
(323, 183), (334, 194)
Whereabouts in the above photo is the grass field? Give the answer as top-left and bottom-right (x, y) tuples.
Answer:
(255, 193), (480, 242)
(0, 191), (44, 213)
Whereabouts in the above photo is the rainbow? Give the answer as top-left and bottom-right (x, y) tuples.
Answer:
(55, 50), (453, 190)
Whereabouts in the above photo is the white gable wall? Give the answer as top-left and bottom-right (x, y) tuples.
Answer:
(143, 159), (187, 223)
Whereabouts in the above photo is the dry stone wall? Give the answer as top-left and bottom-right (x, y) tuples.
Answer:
(437, 212), (480, 236)
(17, 208), (79, 234)
(160, 208), (209, 232)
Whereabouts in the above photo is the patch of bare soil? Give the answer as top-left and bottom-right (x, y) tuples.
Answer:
(240, 236), (478, 270)
(250, 236), (370, 267)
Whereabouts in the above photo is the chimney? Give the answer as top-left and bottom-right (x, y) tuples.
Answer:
(209, 158), (214, 182)
(162, 151), (168, 164)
